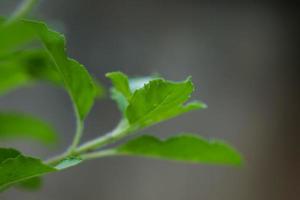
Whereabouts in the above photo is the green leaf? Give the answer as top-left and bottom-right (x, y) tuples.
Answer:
(22, 20), (98, 121)
(110, 88), (129, 113)
(117, 134), (242, 165)
(0, 148), (55, 191)
(0, 112), (58, 144)
(106, 72), (132, 100)
(128, 75), (159, 92)
(0, 18), (100, 120)
(0, 148), (20, 163)
(93, 77), (105, 99)
(0, 48), (104, 98)
(17, 159), (81, 190)
(0, 18), (36, 56)
(126, 78), (207, 130)
(106, 71), (160, 114)
(0, 50), (62, 95)
(106, 71), (133, 113)
(54, 156), (82, 170)
(107, 72), (158, 99)
(106, 72), (206, 131)
(17, 177), (42, 191)
(0, 17), (104, 99)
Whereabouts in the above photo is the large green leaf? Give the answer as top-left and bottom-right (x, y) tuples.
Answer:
(0, 148), (20, 163)
(117, 134), (242, 165)
(0, 148), (82, 191)
(0, 148), (55, 191)
(0, 18), (102, 120)
(126, 78), (206, 130)
(0, 112), (58, 144)
(15, 156), (82, 191)
(0, 49), (103, 98)
(22, 20), (98, 121)
(17, 177), (42, 191)
(0, 18), (36, 56)
(0, 50), (62, 95)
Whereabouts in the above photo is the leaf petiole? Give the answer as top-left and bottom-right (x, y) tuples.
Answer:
(67, 111), (84, 153)
(80, 149), (118, 160)
(75, 119), (129, 154)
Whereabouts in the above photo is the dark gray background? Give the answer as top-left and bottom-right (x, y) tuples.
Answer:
(0, 0), (299, 200)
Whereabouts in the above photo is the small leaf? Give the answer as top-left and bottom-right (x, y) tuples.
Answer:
(54, 156), (82, 170)
(110, 88), (129, 113)
(0, 148), (55, 191)
(106, 72), (132, 100)
(126, 78), (206, 130)
(106, 72), (206, 131)
(128, 75), (159, 92)
(117, 134), (242, 165)
(106, 71), (160, 114)
(0, 112), (58, 144)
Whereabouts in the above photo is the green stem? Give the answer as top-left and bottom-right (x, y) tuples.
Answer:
(76, 119), (129, 154)
(46, 119), (131, 165)
(45, 151), (69, 166)
(7, 0), (38, 24)
(80, 149), (118, 160)
(67, 111), (84, 153)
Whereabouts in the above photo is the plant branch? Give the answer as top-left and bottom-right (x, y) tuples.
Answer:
(76, 119), (129, 154)
(45, 151), (70, 166)
(67, 111), (84, 153)
(80, 149), (117, 160)
(46, 119), (131, 165)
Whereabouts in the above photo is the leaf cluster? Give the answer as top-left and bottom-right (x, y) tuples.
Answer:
(0, 1), (242, 192)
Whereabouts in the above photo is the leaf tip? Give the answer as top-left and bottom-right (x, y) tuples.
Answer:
(105, 71), (127, 78)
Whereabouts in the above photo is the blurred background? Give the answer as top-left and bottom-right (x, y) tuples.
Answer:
(0, 0), (299, 199)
